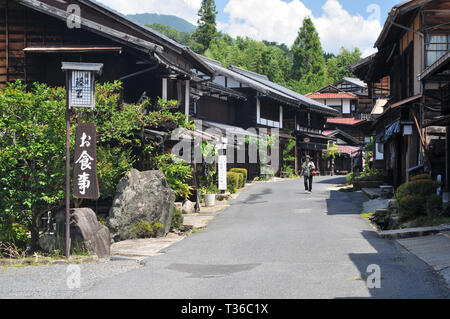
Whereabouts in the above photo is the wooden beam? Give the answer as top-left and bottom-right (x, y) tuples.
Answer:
(5, 0), (8, 83)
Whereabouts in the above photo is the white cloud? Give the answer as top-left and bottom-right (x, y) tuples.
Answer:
(222, 0), (382, 55)
(313, 0), (382, 55)
(223, 0), (312, 45)
(97, 0), (201, 25)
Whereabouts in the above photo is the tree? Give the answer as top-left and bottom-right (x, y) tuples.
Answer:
(327, 47), (362, 84)
(147, 23), (192, 46)
(291, 18), (327, 90)
(191, 0), (219, 53)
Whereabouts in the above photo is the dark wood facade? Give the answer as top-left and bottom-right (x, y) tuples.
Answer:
(352, 0), (450, 187)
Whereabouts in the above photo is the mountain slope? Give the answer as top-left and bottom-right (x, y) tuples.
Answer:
(127, 13), (196, 33)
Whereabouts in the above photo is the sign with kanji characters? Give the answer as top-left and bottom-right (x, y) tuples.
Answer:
(69, 71), (95, 108)
(73, 123), (100, 199)
(218, 155), (227, 191)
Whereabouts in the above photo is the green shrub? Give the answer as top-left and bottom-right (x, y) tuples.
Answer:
(170, 207), (184, 231)
(227, 172), (240, 193)
(0, 222), (29, 249)
(398, 194), (426, 222)
(426, 194), (443, 217)
(395, 180), (439, 201)
(236, 172), (244, 188)
(346, 172), (360, 184)
(130, 220), (163, 239)
(395, 179), (440, 222)
(410, 174), (432, 182)
(230, 168), (248, 184)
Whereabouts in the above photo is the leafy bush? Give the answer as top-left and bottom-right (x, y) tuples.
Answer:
(170, 207), (184, 231)
(150, 153), (193, 200)
(346, 172), (360, 184)
(395, 180), (439, 201)
(230, 168), (248, 185)
(130, 220), (163, 239)
(395, 179), (440, 222)
(226, 172), (240, 193)
(398, 195), (426, 222)
(0, 221), (29, 249)
(235, 172), (244, 188)
(410, 174), (431, 182)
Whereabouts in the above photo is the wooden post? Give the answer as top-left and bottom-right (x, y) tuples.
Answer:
(185, 80), (190, 122)
(65, 72), (71, 258)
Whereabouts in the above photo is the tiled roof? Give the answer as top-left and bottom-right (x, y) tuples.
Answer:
(305, 92), (358, 99)
(326, 118), (364, 125)
(322, 130), (337, 136)
(337, 145), (361, 157)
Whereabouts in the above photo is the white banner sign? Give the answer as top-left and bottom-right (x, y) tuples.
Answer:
(218, 155), (227, 191)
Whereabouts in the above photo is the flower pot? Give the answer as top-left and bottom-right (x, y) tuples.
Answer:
(204, 194), (216, 207)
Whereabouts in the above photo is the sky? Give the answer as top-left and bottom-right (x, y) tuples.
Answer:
(97, 0), (401, 57)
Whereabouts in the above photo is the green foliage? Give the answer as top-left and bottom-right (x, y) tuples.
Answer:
(0, 81), (192, 249)
(346, 172), (360, 184)
(147, 23), (192, 46)
(0, 81), (67, 248)
(395, 180), (440, 222)
(281, 139), (296, 177)
(191, 0), (219, 53)
(325, 142), (340, 160)
(291, 18), (327, 92)
(326, 47), (362, 84)
(206, 35), (292, 86)
(230, 168), (248, 184)
(410, 174), (432, 182)
(398, 195), (427, 222)
(226, 172), (240, 194)
(97, 146), (134, 199)
(234, 172), (244, 189)
(130, 220), (163, 239)
(0, 221), (29, 249)
(170, 207), (184, 231)
(151, 153), (193, 199)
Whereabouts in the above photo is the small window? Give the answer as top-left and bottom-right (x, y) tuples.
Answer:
(425, 34), (450, 67)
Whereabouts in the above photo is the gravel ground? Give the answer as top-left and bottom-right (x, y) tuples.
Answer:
(0, 259), (142, 299)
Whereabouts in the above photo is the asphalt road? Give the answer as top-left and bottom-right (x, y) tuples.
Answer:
(77, 176), (449, 299)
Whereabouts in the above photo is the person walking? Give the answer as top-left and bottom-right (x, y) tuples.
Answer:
(301, 155), (316, 193)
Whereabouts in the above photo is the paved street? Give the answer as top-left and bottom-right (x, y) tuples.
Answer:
(1, 176), (449, 299)
(77, 176), (448, 299)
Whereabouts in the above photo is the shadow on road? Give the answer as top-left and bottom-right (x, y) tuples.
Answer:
(316, 176), (346, 184)
(343, 230), (450, 298)
(325, 190), (365, 215)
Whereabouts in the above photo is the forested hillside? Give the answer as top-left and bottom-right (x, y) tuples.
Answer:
(127, 13), (196, 33)
(144, 1), (362, 95)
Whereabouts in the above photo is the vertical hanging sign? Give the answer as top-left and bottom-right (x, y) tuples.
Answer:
(73, 123), (100, 199)
(61, 62), (103, 258)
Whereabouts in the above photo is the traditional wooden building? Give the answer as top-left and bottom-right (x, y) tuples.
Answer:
(305, 84), (359, 118)
(418, 51), (450, 200)
(1, 0), (214, 107)
(351, 0), (450, 187)
(323, 129), (363, 174)
(198, 57), (339, 177)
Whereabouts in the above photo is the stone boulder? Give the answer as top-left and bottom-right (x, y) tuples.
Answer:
(55, 208), (111, 258)
(108, 169), (175, 242)
(182, 200), (196, 214)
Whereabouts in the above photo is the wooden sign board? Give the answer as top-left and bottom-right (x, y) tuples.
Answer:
(69, 71), (95, 109)
(73, 123), (100, 199)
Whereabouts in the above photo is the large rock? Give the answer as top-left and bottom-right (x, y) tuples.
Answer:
(108, 169), (175, 242)
(55, 208), (111, 258)
(182, 200), (196, 214)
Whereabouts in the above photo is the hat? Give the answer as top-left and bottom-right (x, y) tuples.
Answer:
(306, 155), (311, 159)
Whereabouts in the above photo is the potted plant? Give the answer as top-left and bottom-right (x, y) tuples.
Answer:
(200, 185), (218, 207)
(198, 141), (219, 207)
